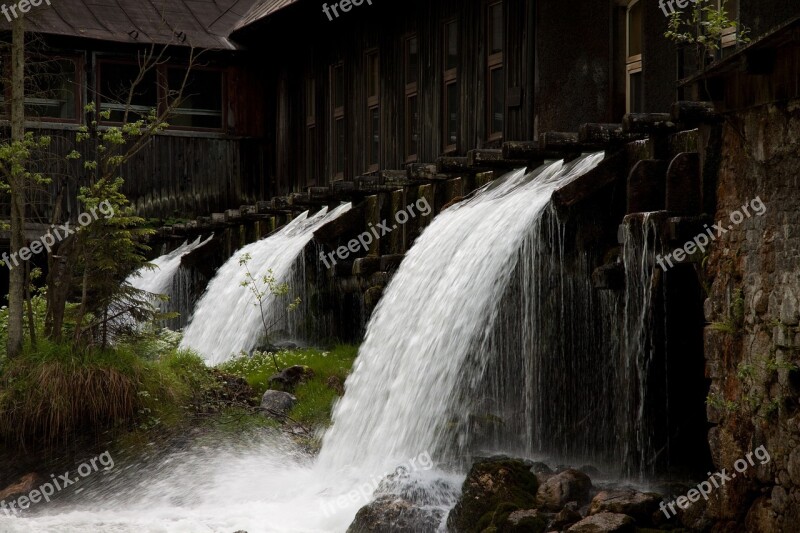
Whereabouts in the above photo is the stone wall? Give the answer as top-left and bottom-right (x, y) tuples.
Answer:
(704, 99), (800, 531)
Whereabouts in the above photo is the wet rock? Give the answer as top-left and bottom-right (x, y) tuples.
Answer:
(567, 512), (635, 532)
(529, 462), (553, 475)
(504, 508), (548, 532)
(536, 468), (592, 510)
(268, 365), (314, 392)
(326, 375), (345, 395)
(588, 488), (660, 524)
(260, 390), (297, 418)
(347, 496), (442, 533)
(552, 501), (583, 529)
(578, 465), (602, 478)
(446, 457), (539, 533)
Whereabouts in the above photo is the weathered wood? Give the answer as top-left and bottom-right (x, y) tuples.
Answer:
(670, 101), (720, 125)
(502, 141), (563, 161)
(627, 160), (668, 214)
(578, 123), (647, 145)
(436, 156), (471, 173)
(406, 163), (448, 180)
(666, 152), (703, 215)
(466, 149), (527, 168)
(552, 151), (627, 208)
(539, 132), (580, 151)
(622, 113), (676, 134)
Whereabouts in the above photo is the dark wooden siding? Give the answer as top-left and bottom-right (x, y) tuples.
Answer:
(258, 0), (538, 191)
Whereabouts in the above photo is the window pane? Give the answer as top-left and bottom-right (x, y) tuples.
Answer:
(490, 3), (503, 55)
(333, 64), (344, 109)
(446, 81), (458, 147)
(629, 71), (643, 113)
(406, 94), (418, 157)
(406, 37), (418, 85)
(100, 63), (158, 122)
(490, 67), (504, 135)
(307, 79), (315, 119)
(628, 1), (642, 58)
(369, 107), (380, 167)
(445, 21), (458, 71)
(306, 125), (317, 184)
(24, 59), (77, 119)
(367, 53), (379, 98)
(335, 118), (345, 174)
(167, 69), (223, 129)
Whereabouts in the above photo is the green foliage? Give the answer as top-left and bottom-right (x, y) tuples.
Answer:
(219, 345), (358, 430)
(710, 288), (745, 334)
(665, 0), (750, 68)
(238, 252), (302, 372)
(0, 328), (222, 453)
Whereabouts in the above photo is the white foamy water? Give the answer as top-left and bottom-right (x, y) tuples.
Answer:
(3, 156), (605, 532)
(180, 204), (352, 365)
(127, 236), (214, 297)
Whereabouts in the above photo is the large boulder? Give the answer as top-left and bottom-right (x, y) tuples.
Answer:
(446, 457), (539, 533)
(260, 390), (296, 418)
(347, 496), (442, 533)
(588, 489), (661, 524)
(568, 512), (635, 532)
(536, 468), (592, 510)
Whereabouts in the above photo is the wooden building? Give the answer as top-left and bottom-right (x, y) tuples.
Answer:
(0, 0), (268, 219)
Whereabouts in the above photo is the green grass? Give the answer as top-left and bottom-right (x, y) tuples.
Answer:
(218, 345), (359, 429)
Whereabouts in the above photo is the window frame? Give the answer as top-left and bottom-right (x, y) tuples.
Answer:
(486, 1), (504, 142)
(443, 18), (458, 153)
(404, 34), (419, 163)
(0, 54), (83, 124)
(96, 59), (225, 132)
(330, 61), (346, 180)
(366, 49), (380, 172)
(625, 0), (643, 114)
(305, 75), (318, 186)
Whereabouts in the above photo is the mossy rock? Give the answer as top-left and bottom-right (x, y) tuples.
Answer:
(446, 457), (540, 533)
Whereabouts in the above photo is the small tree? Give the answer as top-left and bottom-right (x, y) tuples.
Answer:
(239, 252), (301, 372)
(665, 0), (750, 72)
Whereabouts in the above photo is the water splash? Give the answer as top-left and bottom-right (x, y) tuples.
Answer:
(318, 153), (606, 474)
(180, 204), (352, 365)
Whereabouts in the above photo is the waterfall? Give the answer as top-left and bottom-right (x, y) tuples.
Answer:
(318, 153), (606, 474)
(620, 212), (665, 480)
(180, 204), (352, 365)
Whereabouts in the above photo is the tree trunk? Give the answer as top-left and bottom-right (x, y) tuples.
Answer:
(7, 15), (26, 359)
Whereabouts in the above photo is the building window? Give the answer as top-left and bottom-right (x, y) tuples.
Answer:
(98, 62), (224, 130)
(98, 61), (159, 123)
(718, 0), (740, 50)
(20, 58), (80, 121)
(366, 50), (380, 171)
(443, 19), (458, 152)
(405, 35), (419, 162)
(331, 62), (345, 179)
(166, 68), (223, 130)
(487, 2), (504, 141)
(626, 0), (643, 114)
(306, 77), (317, 186)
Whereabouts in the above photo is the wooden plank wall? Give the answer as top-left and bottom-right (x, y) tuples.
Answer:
(267, 0), (533, 192)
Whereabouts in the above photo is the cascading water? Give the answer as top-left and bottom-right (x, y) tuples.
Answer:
(180, 204), (352, 365)
(318, 153), (606, 474)
(620, 212), (665, 481)
(3, 155), (623, 532)
(126, 236), (214, 325)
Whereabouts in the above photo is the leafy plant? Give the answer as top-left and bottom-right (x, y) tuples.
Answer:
(239, 252), (301, 372)
(665, 0), (750, 73)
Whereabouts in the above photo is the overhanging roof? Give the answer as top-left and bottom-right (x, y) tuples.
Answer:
(0, 0), (264, 50)
(234, 0), (302, 31)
